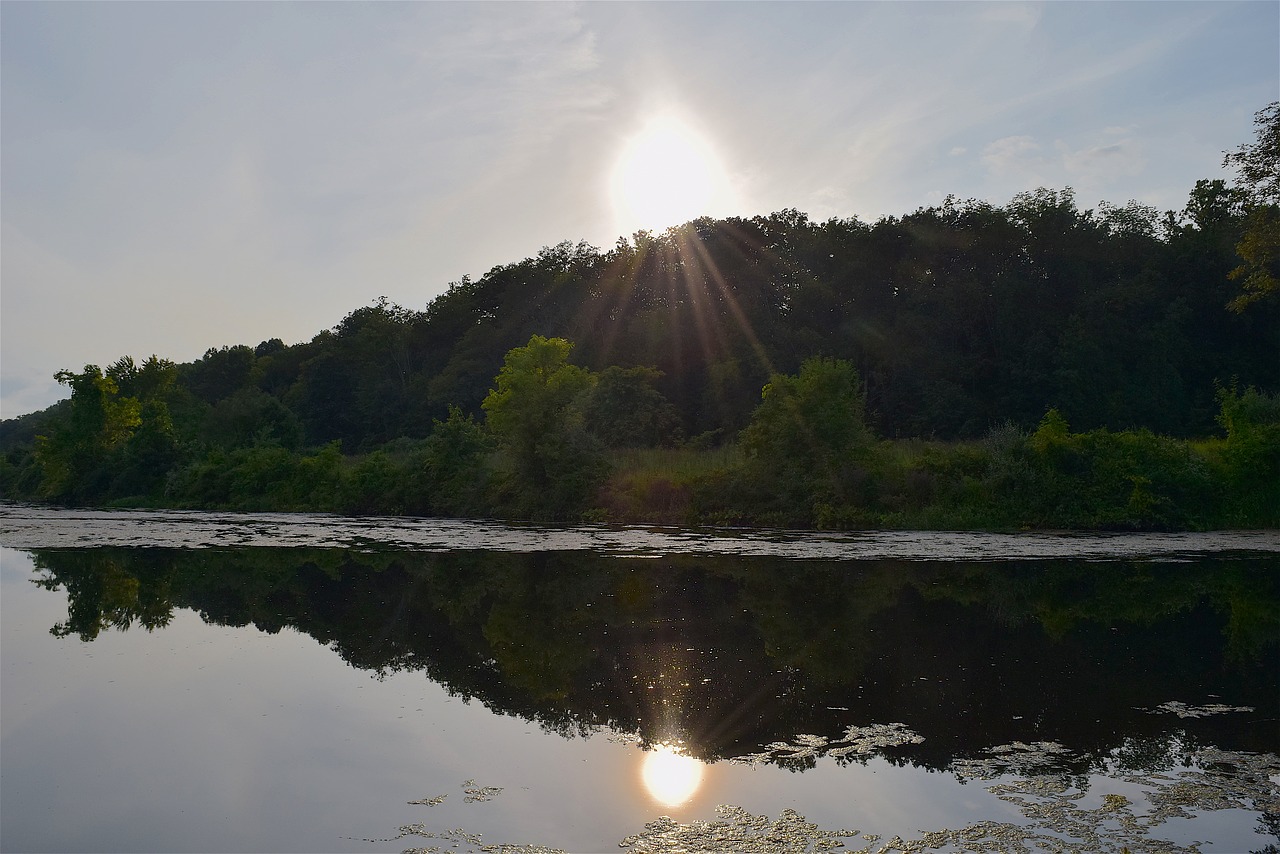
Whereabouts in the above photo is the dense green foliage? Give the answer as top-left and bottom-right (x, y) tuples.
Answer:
(1224, 102), (1280, 311)
(481, 335), (607, 520)
(731, 357), (873, 519)
(3, 333), (1275, 528)
(686, 385), (1279, 531)
(2, 107), (1278, 527)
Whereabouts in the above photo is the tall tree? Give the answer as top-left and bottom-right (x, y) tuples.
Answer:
(1224, 102), (1280, 311)
(35, 366), (141, 501)
(738, 357), (872, 517)
(482, 336), (606, 520)
(580, 365), (681, 448)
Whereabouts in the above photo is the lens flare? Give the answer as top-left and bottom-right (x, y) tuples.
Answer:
(610, 116), (728, 233)
(640, 743), (704, 807)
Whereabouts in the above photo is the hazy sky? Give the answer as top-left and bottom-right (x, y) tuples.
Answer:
(3, 1), (1277, 418)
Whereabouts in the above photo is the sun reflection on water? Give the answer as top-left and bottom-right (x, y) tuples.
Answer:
(640, 743), (705, 807)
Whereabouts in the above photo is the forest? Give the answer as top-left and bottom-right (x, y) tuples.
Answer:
(1, 105), (1277, 530)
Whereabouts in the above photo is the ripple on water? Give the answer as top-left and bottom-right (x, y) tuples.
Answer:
(2, 504), (1278, 560)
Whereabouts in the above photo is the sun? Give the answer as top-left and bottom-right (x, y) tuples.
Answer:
(610, 116), (730, 233)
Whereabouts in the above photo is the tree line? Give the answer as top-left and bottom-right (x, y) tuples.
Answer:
(1, 105), (1276, 528)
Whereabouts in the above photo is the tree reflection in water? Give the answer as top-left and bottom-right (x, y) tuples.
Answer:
(26, 546), (1280, 851)
(29, 546), (1279, 767)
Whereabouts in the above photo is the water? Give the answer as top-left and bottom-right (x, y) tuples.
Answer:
(3, 505), (1277, 558)
(1, 504), (1277, 853)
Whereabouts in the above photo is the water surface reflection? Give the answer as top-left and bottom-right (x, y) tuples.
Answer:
(1, 514), (1277, 852)
(23, 546), (1279, 763)
(640, 744), (705, 807)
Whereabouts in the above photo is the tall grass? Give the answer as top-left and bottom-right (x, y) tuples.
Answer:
(592, 445), (743, 525)
(607, 445), (742, 480)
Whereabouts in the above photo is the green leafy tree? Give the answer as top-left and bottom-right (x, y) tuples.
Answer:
(35, 365), (141, 501)
(202, 388), (302, 449)
(1227, 207), (1280, 312)
(738, 357), (872, 519)
(338, 450), (403, 515)
(1224, 102), (1280, 311)
(1181, 179), (1247, 233)
(105, 356), (182, 497)
(482, 336), (606, 520)
(1225, 102), (1280, 206)
(110, 397), (180, 498)
(183, 345), (257, 404)
(410, 405), (494, 516)
(580, 365), (681, 448)
(1215, 385), (1280, 524)
(742, 357), (871, 466)
(1025, 409), (1220, 530)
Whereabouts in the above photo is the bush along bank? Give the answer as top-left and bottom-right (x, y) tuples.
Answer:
(3, 340), (1276, 532)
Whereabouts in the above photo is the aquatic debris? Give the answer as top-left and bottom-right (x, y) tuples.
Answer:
(396, 824), (566, 854)
(951, 741), (1074, 781)
(634, 745), (1279, 851)
(612, 791), (1191, 852)
(935, 746), (1280, 854)
(463, 779), (504, 803)
(359, 823), (567, 854)
(618, 805), (862, 853)
(828, 723), (926, 759)
(1142, 700), (1256, 718)
(1120, 747), (1280, 826)
(730, 722), (924, 767)
(367, 747), (1279, 854)
(620, 748), (1278, 853)
(407, 794), (447, 806)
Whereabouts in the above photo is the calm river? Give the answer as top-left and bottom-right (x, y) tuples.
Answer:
(1, 504), (1277, 853)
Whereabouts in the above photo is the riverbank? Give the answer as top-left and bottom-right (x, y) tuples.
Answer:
(5, 415), (1276, 532)
(598, 427), (1278, 531)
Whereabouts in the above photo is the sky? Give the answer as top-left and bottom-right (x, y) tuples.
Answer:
(2, 1), (1277, 419)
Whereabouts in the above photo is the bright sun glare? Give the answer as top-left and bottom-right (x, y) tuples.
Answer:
(610, 116), (728, 233)
(640, 743), (704, 807)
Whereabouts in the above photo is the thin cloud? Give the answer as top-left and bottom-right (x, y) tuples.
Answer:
(979, 2), (1043, 29)
(1059, 138), (1146, 183)
(981, 136), (1042, 172)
